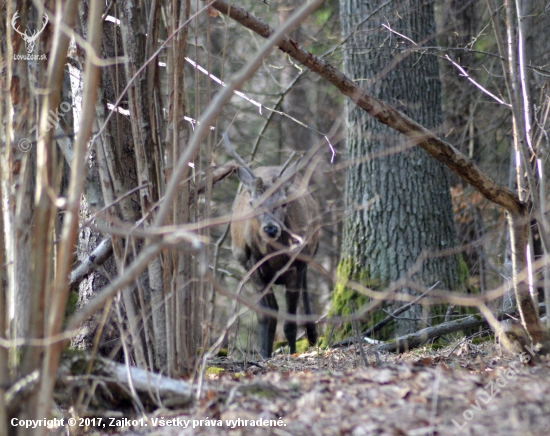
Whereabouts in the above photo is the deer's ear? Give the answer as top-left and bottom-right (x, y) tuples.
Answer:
(237, 167), (263, 195)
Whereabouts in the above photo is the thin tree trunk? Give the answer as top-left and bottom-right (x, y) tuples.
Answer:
(31, 0), (85, 430)
(0, 139), (9, 436)
(118, 0), (164, 371)
(1, 1), (37, 372)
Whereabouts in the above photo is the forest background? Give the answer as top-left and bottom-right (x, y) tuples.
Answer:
(1, 0), (550, 434)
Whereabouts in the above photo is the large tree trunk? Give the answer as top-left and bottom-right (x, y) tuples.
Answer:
(337, 0), (459, 336)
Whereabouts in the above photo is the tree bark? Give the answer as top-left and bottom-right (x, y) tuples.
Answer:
(71, 1), (133, 362)
(119, 0), (164, 371)
(337, 0), (459, 335)
(1, 1), (38, 370)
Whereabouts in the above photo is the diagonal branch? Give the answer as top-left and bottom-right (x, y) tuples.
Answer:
(208, 0), (524, 215)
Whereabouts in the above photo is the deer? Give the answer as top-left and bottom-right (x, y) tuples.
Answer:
(225, 135), (319, 358)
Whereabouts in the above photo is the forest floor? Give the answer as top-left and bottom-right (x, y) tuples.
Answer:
(61, 337), (550, 436)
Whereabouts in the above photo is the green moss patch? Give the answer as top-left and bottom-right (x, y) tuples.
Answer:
(327, 258), (385, 341)
(205, 366), (225, 378)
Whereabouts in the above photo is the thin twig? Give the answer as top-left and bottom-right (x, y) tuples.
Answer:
(277, 151), (297, 177)
(350, 301), (369, 367)
(428, 365), (442, 436)
(382, 23), (417, 45)
(445, 55), (510, 107)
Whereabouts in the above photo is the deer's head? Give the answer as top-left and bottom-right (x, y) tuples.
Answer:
(236, 165), (297, 242)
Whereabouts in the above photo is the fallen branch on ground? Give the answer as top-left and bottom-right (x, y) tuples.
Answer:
(333, 304), (547, 353)
(56, 354), (195, 409)
(333, 285), (437, 348)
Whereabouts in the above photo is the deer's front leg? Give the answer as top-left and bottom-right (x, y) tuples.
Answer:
(284, 289), (300, 354)
(258, 291), (278, 358)
(301, 270), (318, 346)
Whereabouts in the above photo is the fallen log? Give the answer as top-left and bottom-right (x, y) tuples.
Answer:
(56, 354), (195, 409)
(333, 304), (547, 353)
(332, 286), (437, 348)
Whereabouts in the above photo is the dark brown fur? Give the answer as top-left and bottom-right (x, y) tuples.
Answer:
(231, 166), (319, 358)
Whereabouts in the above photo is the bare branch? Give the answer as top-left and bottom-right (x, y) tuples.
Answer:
(445, 55), (510, 107)
(154, 0), (325, 227)
(370, 304), (546, 354)
(208, 0), (524, 215)
(69, 238), (114, 291)
(222, 133), (256, 179)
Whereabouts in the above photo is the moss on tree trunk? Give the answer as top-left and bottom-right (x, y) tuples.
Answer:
(332, 0), (461, 340)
